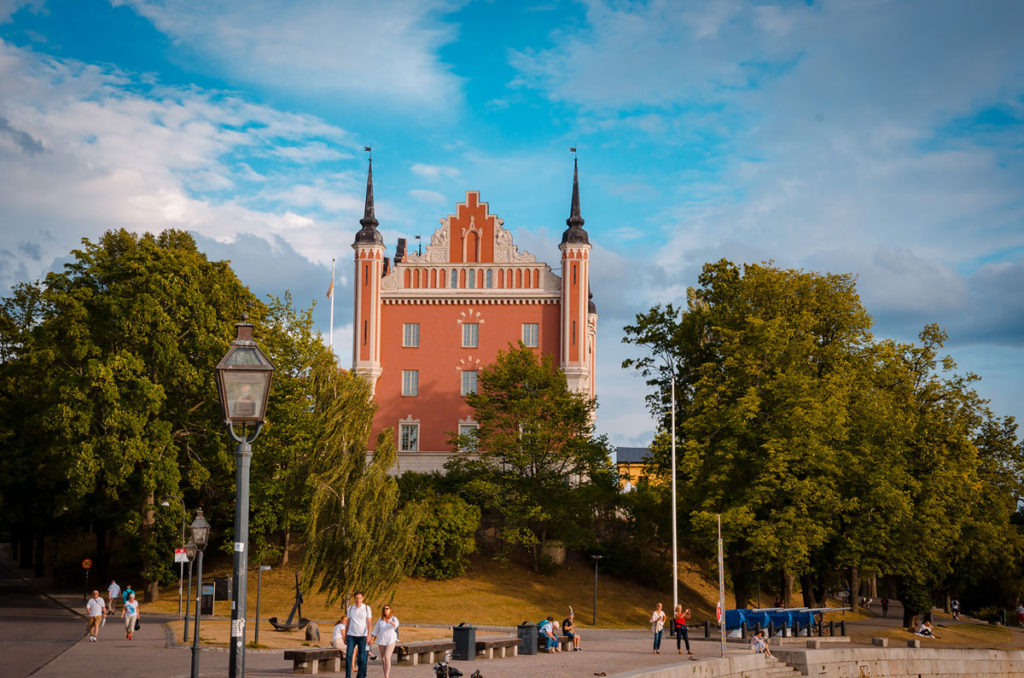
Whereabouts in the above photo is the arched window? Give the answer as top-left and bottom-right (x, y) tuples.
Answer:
(467, 269), (476, 288)
(485, 270), (493, 288)
(450, 269), (458, 288)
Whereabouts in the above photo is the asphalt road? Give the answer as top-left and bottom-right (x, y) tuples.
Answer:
(0, 565), (85, 678)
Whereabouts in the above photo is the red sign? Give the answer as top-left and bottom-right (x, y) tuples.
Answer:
(81, 558), (93, 570)
(716, 601), (722, 623)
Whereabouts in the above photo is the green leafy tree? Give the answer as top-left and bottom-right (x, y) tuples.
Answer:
(0, 229), (255, 598)
(447, 342), (614, 570)
(303, 355), (421, 604)
(624, 259), (872, 606)
(411, 495), (481, 580)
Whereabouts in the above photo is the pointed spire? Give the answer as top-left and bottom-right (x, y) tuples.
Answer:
(561, 156), (590, 245)
(354, 154), (383, 245)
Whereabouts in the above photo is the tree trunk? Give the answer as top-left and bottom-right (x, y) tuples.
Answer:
(281, 528), (291, 566)
(849, 566), (859, 611)
(800, 573), (817, 607)
(95, 525), (109, 587)
(142, 492), (160, 602)
(33, 533), (45, 577)
(782, 569), (795, 607)
(869, 574), (878, 599)
(729, 557), (753, 609)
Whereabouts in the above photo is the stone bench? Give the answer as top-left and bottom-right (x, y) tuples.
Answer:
(537, 634), (573, 652)
(395, 640), (456, 666)
(475, 637), (519, 659)
(872, 637), (888, 647)
(283, 648), (344, 674)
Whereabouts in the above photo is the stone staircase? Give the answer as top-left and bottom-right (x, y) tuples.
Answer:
(760, 655), (805, 677)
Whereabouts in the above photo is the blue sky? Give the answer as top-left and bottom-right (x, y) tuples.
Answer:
(1, 0), (1022, 445)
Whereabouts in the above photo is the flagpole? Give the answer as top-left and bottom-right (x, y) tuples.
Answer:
(328, 257), (336, 348)
(718, 514), (726, 658)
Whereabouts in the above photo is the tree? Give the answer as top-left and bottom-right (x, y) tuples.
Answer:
(624, 259), (873, 606)
(447, 342), (614, 570)
(247, 293), (330, 565)
(0, 229), (256, 598)
(302, 354), (421, 604)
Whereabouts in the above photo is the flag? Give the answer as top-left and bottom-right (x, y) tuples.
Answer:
(363, 146), (372, 152)
(327, 276), (334, 299)
(570, 146), (577, 152)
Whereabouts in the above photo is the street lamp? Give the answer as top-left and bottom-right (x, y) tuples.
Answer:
(160, 496), (189, 618)
(189, 509), (211, 678)
(215, 318), (275, 678)
(591, 555), (603, 626)
(183, 540), (196, 643)
(254, 565), (272, 647)
(659, 352), (680, 616)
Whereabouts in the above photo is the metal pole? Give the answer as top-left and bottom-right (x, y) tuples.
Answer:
(718, 514), (726, 658)
(184, 559), (193, 643)
(670, 368), (678, 613)
(178, 560), (184, 618)
(329, 257), (336, 348)
(592, 558), (599, 626)
(190, 550), (204, 678)
(255, 567), (262, 647)
(229, 439), (252, 678)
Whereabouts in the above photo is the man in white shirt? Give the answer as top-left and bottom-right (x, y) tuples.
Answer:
(107, 580), (120, 614)
(86, 590), (106, 641)
(345, 592), (372, 678)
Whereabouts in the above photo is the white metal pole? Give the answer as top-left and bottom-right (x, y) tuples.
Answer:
(718, 514), (726, 657)
(329, 257), (336, 348)
(671, 368), (678, 614)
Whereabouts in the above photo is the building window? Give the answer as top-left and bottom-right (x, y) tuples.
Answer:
(401, 370), (419, 396)
(485, 270), (493, 288)
(467, 269), (476, 289)
(522, 323), (539, 348)
(461, 369), (478, 395)
(400, 422), (419, 452)
(403, 323), (419, 347)
(462, 323), (479, 348)
(450, 269), (458, 288)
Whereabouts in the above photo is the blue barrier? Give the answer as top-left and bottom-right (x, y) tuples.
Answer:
(722, 608), (830, 634)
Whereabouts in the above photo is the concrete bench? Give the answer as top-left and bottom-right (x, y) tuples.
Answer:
(283, 648), (344, 674)
(907, 638), (921, 648)
(872, 637), (888, 647)
(395, 640), (456, 666)
(537, 634), (573, 652)
(475, 637), (519, 659)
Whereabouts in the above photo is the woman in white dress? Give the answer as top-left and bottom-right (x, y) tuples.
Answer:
(369, 605), (399, 678)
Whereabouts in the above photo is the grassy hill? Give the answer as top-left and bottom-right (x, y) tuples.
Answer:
(146, 551), (725, 630)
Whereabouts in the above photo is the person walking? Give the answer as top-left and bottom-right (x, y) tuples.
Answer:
(333, 615), (348, 650)
(369, 605), (399, 678)
(107, 580), (120, 614)
(121, 592), (140, 640)
(650, 603), (666, 654)
(951, 599), (961, 622)
(672, 605), (692, 655)
(881, 598), (889, 617)
(345, 592), (372, 678)
(86, 590), (106, 642)
(121, 584), (134, 607)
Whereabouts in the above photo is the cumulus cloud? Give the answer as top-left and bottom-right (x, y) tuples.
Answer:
(0, 39), (368, 292)
(112, 0), (465, 109)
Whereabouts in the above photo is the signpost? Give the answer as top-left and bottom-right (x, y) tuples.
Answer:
(175, 548), (189, 617)
(82, 558), (92, 595)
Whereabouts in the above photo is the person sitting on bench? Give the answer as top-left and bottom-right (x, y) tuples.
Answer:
(537, 617), (560, 652)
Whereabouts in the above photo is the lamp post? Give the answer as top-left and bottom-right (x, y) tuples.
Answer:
(591, 555), (603, 626)
(658, 352), (679, 615)
(215, 318), (275, 678)
(254, 565), (271, 647)
(189, 510), (211, 678)
(183, 540), (196, 643)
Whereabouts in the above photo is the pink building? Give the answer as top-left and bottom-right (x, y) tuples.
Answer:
(351, 158), (597, 472)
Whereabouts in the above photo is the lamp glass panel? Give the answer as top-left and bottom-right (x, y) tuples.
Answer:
(221, 371), (270, 419)
(224, 346), (271, 367)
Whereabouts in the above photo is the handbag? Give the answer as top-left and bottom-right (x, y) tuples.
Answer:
(135, 618), (141, 631)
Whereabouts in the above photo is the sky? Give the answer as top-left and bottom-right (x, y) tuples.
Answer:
(0, 0), (1022, 446)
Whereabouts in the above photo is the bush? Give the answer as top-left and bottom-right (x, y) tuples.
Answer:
(412, 494), (481, 580)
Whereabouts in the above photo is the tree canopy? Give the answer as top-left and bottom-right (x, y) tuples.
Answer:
(623, 259), (1024, 614)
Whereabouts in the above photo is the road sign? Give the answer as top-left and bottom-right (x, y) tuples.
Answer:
(174, 548), (189, 563)
(82, 558), (93, 570)
(716, 601), (722, 623)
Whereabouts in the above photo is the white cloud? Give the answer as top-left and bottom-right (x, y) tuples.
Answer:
(0, 39), (364, 290)
(410, 162), (460, 180)
(409, 188), (446, 205)
(112, 0), (465, 109)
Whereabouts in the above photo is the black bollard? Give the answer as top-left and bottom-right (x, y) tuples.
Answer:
(780, 621), (788, 637)
(768, 621), (774, 638)
(818, 619), (824, 637)
(755, 621), (762, 634)
(741, 622), (748, 639)
(794, 620), (801, 637)
(829, 620), (835, 637)
(840, 621), (846, 637)
(704, 620), (710, 639)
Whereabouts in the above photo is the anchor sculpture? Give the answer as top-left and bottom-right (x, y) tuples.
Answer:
(268, 571), (311, 631)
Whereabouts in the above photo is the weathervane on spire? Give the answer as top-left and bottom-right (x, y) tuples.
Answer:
(570, 146), (577, 157)
(364, 146), (372, 159)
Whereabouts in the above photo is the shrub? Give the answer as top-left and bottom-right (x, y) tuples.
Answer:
(412, 494), (481, 580)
